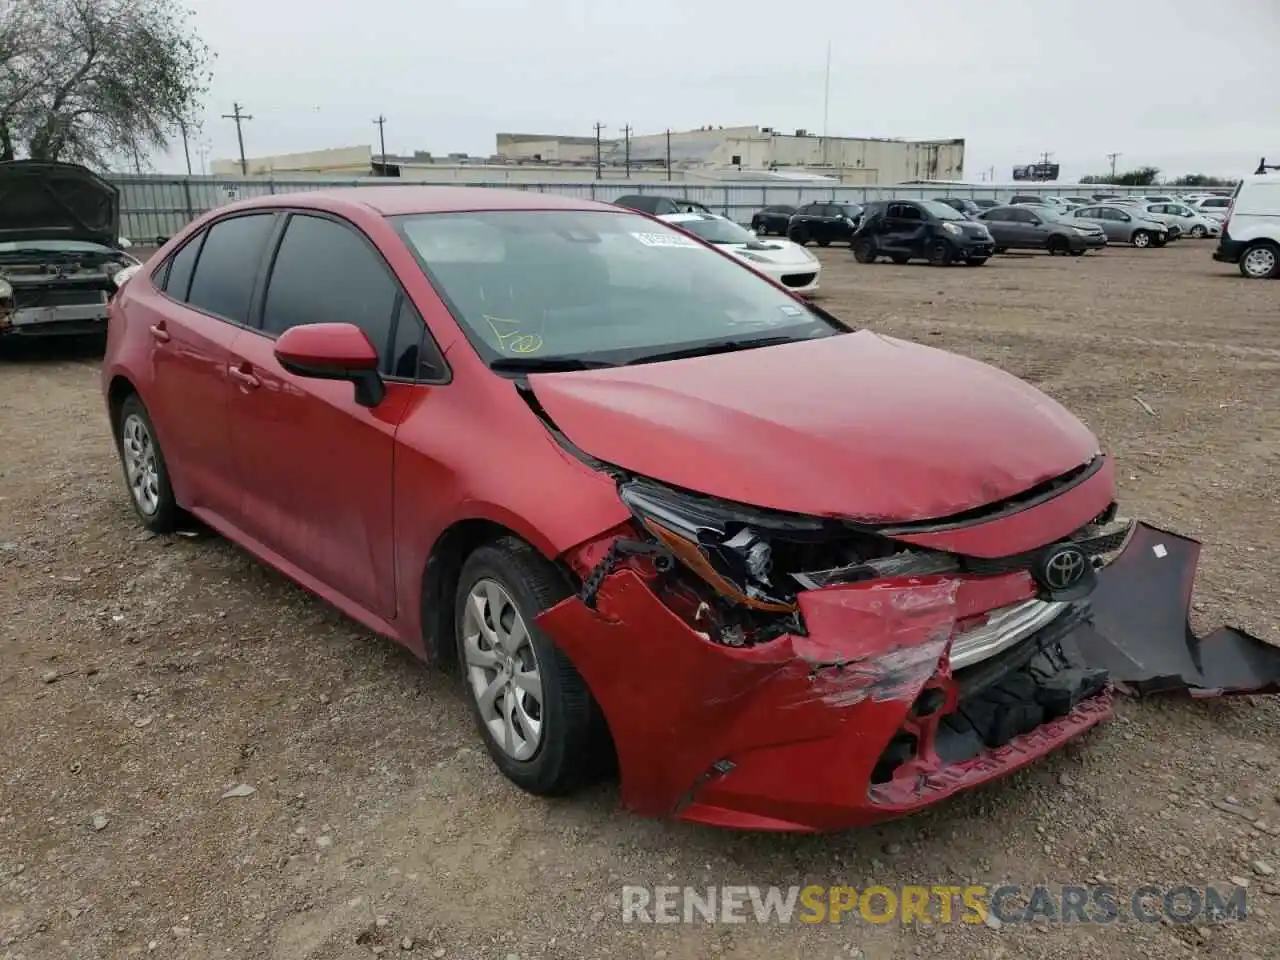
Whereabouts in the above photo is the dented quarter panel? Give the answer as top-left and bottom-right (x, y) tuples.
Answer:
(527, 330), (1101, 523)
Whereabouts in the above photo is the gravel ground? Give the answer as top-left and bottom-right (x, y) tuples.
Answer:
(1, 240), (1277, 960)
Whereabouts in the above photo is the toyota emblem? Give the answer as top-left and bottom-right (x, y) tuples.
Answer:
(1042, 545), (1087, 591)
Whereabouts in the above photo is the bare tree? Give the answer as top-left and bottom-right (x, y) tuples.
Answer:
(0, 0), (211, 168)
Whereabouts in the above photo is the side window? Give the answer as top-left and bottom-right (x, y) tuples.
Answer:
(1008, 209), (1033, 223)
(162, 232), (204, 301)
(260, 214), (398, 361)
(800, 203), (819, 215)
(387, 299), (448, 381)
(885, 203), (906, 219)
(897, 205), (924, 222)
(982, 209), (1007, 222)
(184, 214), (277, 324)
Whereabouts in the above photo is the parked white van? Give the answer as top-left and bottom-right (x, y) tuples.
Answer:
(1213, 174), (1280, 278)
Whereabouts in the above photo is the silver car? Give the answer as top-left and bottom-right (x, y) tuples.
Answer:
(1140, 203), (1221, 239)
(1070, 204), (1170, 247)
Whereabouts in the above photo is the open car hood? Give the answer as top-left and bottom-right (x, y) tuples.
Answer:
(529, 331), (1101, 523)
(0, 161), (120, 245)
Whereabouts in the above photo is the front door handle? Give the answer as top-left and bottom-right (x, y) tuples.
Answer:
(149, 322), (170, 342)
(229, 364), (260, 389)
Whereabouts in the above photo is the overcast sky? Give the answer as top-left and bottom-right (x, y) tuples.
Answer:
(159, 0), (1278, 183)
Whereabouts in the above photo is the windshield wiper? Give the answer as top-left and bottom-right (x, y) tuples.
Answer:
(489, 356), (619, 373)
(624, 334), (814, 366)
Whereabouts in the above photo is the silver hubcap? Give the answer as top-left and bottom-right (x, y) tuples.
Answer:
(1243, 247), (1276, 277)
(120, 414), (161, 516)
(462, 579), (543, 760)
(1192, 226), (1205, 237)
(1134, 233), (1149, 247)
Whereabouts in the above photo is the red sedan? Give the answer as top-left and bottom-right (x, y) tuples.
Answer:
(103, 187), (1125, 832)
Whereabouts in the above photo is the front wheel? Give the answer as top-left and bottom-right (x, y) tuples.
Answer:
(1069, 249), (1085, 257)
(114, 394), (181, 533)
(1190, 224), (1207, 239)
(790, 226), (809, 246)
(928, 241), (954, 266)
(455, 539), (603, 795)
(1131, 230), (1152, 248)
(1047, 237), (1069, 256)
(1240, 242), (1280, 279)
(852, 238), (878, 263)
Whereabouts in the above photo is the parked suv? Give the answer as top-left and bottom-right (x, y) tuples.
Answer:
(1213, 174), (1280, 278)
(852, 199), (996, 266)
(786, 202), (864, 246)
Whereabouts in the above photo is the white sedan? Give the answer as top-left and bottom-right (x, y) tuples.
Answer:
(658, 212), (822, 295)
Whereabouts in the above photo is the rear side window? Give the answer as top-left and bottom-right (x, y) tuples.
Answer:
(162, 234), (204, 300)
(184, 214), (276, 324)
(260, 214), (398, 361)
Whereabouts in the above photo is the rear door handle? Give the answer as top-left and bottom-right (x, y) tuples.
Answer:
(149, 323), (170, 342)
(229, 364), (260, 389)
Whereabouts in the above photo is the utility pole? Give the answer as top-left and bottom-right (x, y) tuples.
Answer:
(373, 114), (387, 174)
(665, 129), (672, 181)
(622, 124), (632, 179)
(1106, 152), (1121, 181)
(221, 102), (253, 175)
(593, 122), (605, 180)
(178, 119), (193, 175)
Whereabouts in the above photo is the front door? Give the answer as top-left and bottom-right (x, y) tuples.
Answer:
(225, 212), (413, 619)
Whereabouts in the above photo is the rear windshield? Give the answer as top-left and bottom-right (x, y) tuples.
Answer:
(393, 210), (842, 367)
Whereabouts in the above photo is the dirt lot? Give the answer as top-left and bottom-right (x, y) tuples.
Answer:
(1, 240), (1278, 960)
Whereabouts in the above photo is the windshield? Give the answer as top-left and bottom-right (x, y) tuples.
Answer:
(921, 200), (966, 220)
(0, 239), (116, 255)
(393, 210), (843, 368)
(676, 217), (755, 245)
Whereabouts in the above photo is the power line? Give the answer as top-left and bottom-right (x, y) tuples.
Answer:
(220, 103), (253, 175)
(374, 114), (387, 174)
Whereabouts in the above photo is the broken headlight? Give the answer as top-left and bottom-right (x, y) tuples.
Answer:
(617, 477), (959, 612)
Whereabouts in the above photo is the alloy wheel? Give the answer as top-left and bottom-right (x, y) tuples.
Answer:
(462, 578), (544, 761)
(120, 414), (161, 517)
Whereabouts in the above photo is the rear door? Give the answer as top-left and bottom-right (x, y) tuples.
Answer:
(143, 212), (278, 519)
(224, 211), (419, 618)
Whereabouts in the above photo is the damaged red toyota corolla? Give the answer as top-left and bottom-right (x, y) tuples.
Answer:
(102, 187), (1276, 833)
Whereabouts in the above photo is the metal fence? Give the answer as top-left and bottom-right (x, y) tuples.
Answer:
(109, 174), (1173, 243)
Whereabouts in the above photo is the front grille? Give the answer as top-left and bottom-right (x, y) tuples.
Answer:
(13, 287), (107, 309)
(781, 273), (816, 288)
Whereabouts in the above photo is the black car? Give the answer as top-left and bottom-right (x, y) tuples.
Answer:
(0, 160), (141, 340)
(786, 201), (864, 246)
(613, 195), (713, 216)
(938, 197), (982, 218)
(749, 205), (797, 236)
(852, 199), (996, 266)
(977, 205), (1105, 255)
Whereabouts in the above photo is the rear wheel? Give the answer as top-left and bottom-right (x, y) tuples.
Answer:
(1240, 242), (1280, 279)
(1131, 230), (1152, 248)
(852, 237), (878, 263)
(455, 539), (604, 795)
(114, 394), (181, 534)
(928, 241), (954, 266)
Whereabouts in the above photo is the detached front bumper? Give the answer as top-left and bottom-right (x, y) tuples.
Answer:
(538, 523), (1278, 833)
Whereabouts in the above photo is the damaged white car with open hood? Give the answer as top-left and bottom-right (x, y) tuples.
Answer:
(0, 161), (142, 340)
(659, 211), (822, 295)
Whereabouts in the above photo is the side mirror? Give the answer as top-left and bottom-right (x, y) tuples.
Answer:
(274, 322), (386, 408)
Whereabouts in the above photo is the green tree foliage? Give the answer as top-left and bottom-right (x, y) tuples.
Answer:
(1167, 173), (1237, 187)
(1079, 166), (1161, 186)
(0, 0), (211, 168)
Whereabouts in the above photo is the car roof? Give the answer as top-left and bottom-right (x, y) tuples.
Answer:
(660, 212), (719, 223)
(219, 185), (620, 218)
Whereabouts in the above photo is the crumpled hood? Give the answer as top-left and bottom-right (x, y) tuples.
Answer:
(0, 160), (120, 245)
(724, 239), (814, 266)
(529, 331), (1101, 523)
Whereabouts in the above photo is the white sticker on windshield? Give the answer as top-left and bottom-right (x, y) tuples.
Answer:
(631, 231), (700, 248)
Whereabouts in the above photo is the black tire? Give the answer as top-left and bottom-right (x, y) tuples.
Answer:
(965, 257), (989, 266)
(890, 254), (910, 265)
(790, 226), (809, 246)
(1046, 236), (1069, 256)
(928, 241), (954, 266)
(751, 219), (764, 235)
(454, 538), (603, 796)
(816, 237), (831, 247)
(1239, 241), (1280, 279)
(852, 237), (878, 263)
(1131, 230), (1152, 248)
(113, 393), (181, 534)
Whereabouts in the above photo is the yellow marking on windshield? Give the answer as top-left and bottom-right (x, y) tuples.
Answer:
(484, 314), (545, 355)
